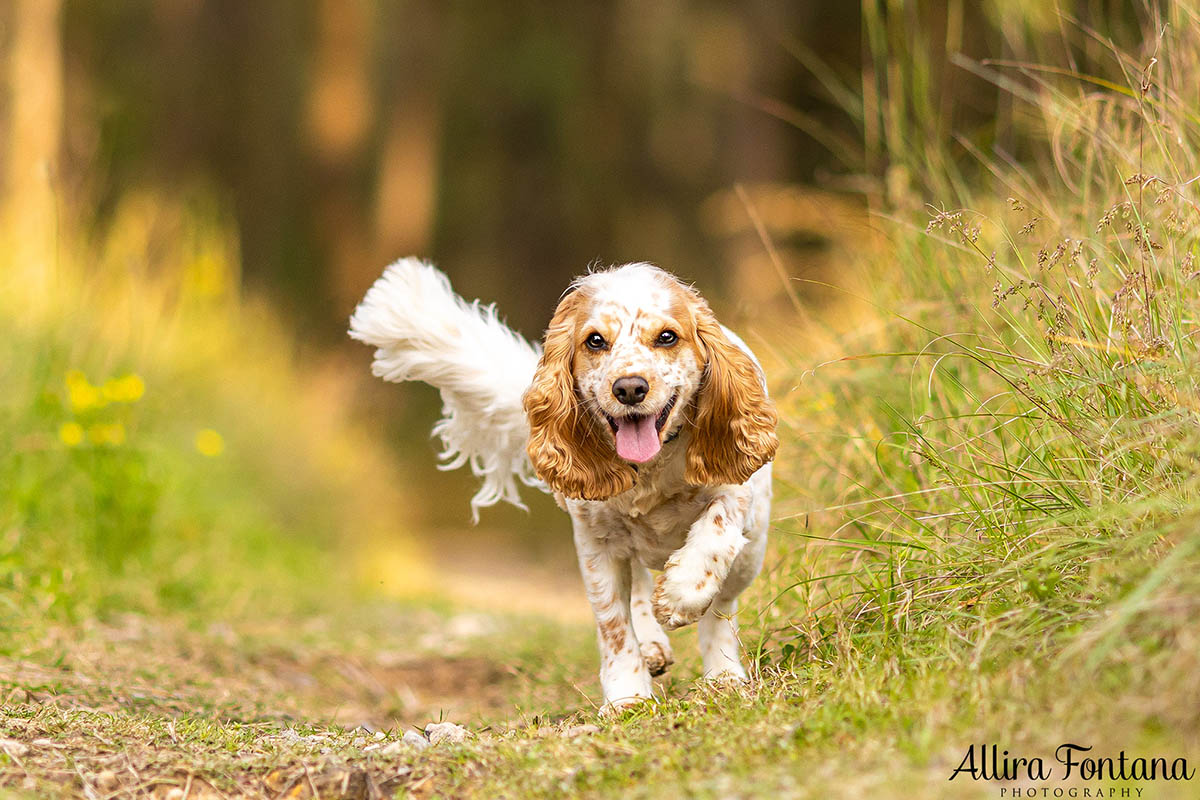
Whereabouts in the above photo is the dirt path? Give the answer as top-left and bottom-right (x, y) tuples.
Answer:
(0, 602), (596, 798)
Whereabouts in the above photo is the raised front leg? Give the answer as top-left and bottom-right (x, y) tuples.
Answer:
(573, 516), (653, 709)
(652, 486), (752, 630)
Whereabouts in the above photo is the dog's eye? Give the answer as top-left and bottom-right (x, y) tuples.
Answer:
(655, 330), (678, 346)
(585, 332), (607, 351)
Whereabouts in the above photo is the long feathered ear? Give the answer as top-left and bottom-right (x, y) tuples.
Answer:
(685, 303), (779, 486)
(523, 291), (636, 500)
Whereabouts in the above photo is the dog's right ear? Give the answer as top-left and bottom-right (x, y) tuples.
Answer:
(524, 291), (635, 500)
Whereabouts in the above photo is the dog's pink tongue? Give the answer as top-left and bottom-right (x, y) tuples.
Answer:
(614, 415), (661, 463)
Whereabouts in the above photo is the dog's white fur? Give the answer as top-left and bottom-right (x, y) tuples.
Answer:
(350, 259), (777, 709)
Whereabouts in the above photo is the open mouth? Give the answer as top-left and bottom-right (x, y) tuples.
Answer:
(605, 393), (677, 463)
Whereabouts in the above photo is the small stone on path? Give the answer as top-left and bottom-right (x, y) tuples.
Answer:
(0, 739), (29, 757)
(402, 730), (431, 750)
(424, 721), (468, 746)
(563, 724), (601, 738)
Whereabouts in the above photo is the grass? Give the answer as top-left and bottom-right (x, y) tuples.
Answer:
(4, 2), (1200, 798)
(0, 184), (439, 625)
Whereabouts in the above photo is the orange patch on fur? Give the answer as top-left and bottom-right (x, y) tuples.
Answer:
(599, 616), (627, 652)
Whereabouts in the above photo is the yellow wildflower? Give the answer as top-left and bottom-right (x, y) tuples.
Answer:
(194, 428), (225, 457)
(66, 370), (106, 412)
(58, 422), (84, 447)
(102, 374), (146, 403)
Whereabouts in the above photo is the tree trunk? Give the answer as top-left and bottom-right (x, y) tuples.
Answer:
(3, 0), (63, 290)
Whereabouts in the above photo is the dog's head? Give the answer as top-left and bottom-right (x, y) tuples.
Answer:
(523, 264), (778, 500)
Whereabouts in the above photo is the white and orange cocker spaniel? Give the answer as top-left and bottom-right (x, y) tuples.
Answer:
(350, 259), (777, 709)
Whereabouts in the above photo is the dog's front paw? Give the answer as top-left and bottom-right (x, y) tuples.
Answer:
(640, 639), (674, 677)
(652, 569), (718, 631)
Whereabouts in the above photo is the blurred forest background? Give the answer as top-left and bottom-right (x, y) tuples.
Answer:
(5, 3), (1199, 794)
(0, 0), (1152, 601)
(4, 0), (1147, 338)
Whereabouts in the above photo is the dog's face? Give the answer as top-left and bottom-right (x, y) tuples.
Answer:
(571, 268), (704, 465)
(523, 264), (778, 500)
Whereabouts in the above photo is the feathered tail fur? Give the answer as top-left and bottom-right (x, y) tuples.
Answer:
(348, 258), (542, 518)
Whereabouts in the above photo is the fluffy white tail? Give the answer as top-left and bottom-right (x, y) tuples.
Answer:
(349, 258), (542, 519)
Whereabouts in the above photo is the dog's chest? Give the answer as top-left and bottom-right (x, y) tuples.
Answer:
(601, 463), (717, 568)
(621, 493), (711, 568)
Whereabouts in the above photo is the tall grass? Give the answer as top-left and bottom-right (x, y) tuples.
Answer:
(756, 0), (1200, 737)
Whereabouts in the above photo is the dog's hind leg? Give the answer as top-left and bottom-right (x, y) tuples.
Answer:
(698, 545), (761, 681)
(698, 470), (770, 681)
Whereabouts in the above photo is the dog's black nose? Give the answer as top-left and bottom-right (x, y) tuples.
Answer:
(612, 376), (649, 406)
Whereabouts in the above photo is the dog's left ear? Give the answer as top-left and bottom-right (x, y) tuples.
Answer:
(685, 304), (778, 486)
